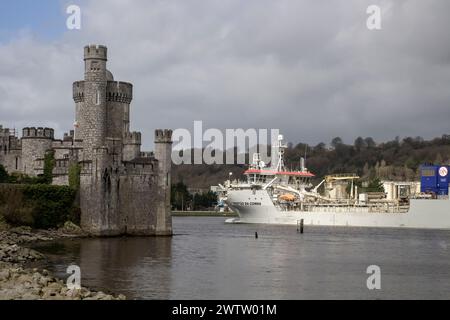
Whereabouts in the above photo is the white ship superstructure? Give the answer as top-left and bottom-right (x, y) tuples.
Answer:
(223, 135), (450, 230)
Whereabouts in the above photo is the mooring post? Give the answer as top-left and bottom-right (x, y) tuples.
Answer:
(255, 232), (258, 239)
(300, 219), (304, 234)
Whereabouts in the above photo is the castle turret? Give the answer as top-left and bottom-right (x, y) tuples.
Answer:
(84, 44), (107, 80)
(74, 45), (134, 159)
(21, 127), (54, 176)
(123, 131), (141, 161)
(106, 81), (133, 140)
(74, 45), (108, 159)
(154, 129), (173, 235)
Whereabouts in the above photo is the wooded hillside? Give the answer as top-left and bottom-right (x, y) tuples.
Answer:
(173, 134), (450, 188)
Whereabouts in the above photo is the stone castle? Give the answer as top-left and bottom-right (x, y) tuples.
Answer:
(0, 44), (173, 236)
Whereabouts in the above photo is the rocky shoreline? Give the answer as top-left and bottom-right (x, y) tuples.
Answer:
(0, 225), (126, 300)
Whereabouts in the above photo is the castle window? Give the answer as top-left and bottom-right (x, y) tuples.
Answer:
(96, 90), (100, 105)
(91, 61), (99, 71)
(15, 157), (18, 170)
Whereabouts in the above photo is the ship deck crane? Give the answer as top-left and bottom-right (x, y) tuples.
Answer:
(312, 174), (360, 193)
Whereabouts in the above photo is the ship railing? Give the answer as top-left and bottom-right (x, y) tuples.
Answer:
(297, 203), (409, 214)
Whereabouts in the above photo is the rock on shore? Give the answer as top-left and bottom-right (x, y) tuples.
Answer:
(0, 226), (126, 300)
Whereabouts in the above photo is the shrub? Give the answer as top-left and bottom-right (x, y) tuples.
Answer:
(0, 187), (35, 226)
(0, 184), (79, 229)
(0, 165), (8, 183)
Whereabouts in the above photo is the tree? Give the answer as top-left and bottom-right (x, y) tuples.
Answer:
(314, 142), (326, 152)
(331, 137), (343, 149)
(193, 191), (217, 210)
(434, 153), (443, 165)
(171, 181), (192, 211)
(442, 134), (450, 145)
(354, 137), (367, 151)
(364, 137), (376, 148)
(366, 178), (385, 193)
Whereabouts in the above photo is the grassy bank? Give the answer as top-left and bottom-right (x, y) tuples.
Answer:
(172, 211), (238, 217)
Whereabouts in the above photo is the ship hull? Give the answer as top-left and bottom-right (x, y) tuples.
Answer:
(225, 190), (450, 230)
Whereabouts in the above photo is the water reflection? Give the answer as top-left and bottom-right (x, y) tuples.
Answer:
(34, 237), (172, 299)
(31, 217), (450, 300)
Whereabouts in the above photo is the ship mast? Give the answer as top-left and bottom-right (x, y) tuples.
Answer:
(273, 134), (287, 172)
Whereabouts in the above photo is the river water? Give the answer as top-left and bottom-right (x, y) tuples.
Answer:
(31, 217), (450, 299)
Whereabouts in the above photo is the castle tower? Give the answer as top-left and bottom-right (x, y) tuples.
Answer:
(73, 45), (108, 159)
(154, 129), (173, 236)
(122, 132), (142, 161)
(106, 81), (133, 141)
(72, 44), (173, 237)
(21, 127), (54, 176)
(0, 126), (22, 173)
(73, 45), (134, 159)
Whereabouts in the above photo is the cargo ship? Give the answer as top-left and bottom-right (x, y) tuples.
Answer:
(223, 135), (450, 230)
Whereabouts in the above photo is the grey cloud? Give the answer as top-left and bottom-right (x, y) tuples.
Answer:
(1, 0), (449, 150)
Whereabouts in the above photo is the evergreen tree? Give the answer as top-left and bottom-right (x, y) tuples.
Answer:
(366, 178), (385, 193)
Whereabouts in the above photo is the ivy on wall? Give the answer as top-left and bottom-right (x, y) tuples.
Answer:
(68, 163), (81, 190)
(42, 150), (55, 185)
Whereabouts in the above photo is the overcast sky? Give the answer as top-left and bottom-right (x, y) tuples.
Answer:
(0, 0), (449, 150)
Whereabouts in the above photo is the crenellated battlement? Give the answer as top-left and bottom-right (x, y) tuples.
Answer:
(123, 160), (157, 175)
(123, 131), (141, 145)
(73, 81), (85, 102)
(155, 129), (173, 143)
(106, 82), (133, 103)
(0, 126), (19, 139)
(0, 125), (10, 136)
(84, 44), (107, 61)
(22, 127), (54, 139)
(63, 130), (75, 141)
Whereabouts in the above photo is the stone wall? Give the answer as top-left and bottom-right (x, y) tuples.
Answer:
(21, 137), (53, 176)
(106, 81), (132, 140)
(0, 151), (21, 174)
(80, 155), (161, 236)
(122, 132), (141, 162)
(154, 129), (173, 236)
(0, 127), (22, 173)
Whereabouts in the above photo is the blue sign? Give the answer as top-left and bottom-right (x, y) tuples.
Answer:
(421, 165), (449, 195)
